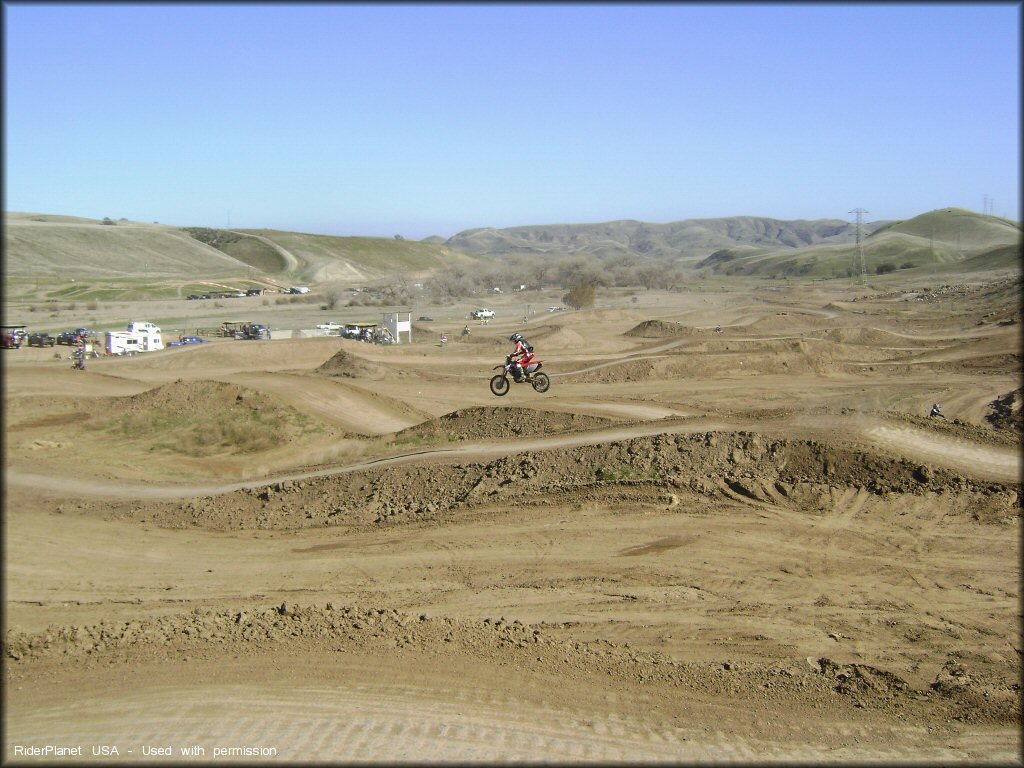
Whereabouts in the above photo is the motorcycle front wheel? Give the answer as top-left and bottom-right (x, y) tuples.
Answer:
(531, 372), (550, 393)
(489, 374), (510, 396)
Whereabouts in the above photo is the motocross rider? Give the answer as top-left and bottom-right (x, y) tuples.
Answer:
(508, 333), (535, 382)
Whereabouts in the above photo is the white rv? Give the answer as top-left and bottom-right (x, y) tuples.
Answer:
(105, 321), (164, 355)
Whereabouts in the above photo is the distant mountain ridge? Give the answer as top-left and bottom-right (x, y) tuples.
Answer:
(441, 209), (1020, 278)
(443, 216), (890, 263)
(3, 208), (1019, 286)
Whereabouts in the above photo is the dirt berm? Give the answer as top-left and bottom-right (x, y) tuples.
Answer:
(79, 431), (1019, 531)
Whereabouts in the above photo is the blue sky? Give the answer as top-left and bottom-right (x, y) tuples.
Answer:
(4, 2), (1020, 239)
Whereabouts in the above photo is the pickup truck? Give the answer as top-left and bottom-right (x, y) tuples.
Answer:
(28, 332), (56, 347)
(470, 309), (495, 320)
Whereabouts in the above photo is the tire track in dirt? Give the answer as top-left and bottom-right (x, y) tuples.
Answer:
(6, 677), (978, 763)
(7, 412), (1017, 500)
(864, 424), (1019, 482)
(219, 371), (429, 434)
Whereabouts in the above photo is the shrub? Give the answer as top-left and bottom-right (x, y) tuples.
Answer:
(563, 282), (596, 309)
(875, 263), (896, 275)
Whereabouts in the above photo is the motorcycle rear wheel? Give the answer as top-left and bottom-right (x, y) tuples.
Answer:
(489, 374), (510, 396)
(531, 372), (550, 393)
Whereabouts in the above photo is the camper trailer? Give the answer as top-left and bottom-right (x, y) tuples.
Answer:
(105, 321), (164, 355)
(105, 332), (142, 356)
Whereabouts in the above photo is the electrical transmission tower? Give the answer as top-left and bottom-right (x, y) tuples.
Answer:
(849, 208), (869, 284)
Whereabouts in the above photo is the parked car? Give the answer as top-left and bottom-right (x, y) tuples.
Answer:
(28, 332), (56, 347)
(418, 316), (434, 322)
(470, 309), (495, 319)
(56, 331), (78, 345)
(167, 336), (207, 346)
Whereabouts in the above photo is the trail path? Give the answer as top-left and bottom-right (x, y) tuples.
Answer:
(7, 415), (1017, 501)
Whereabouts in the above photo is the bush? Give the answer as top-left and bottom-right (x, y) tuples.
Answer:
(563, 282), (596, 309)
(875, 263), (896, 275)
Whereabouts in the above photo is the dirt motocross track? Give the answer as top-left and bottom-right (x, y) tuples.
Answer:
(4, 279), (1022, 763)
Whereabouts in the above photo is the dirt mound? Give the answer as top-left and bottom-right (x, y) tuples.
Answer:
(564, 337), (903, 383)
(120, 379), (276, 416)
(93, 430), (1019, 532)
(808, 327), (938, 348)
(394, 406), (613, 443)
(451, 325), (586, 352)
(985, 388), (1023, 435)
(5, 604), (1017, 725)
(106, 380), (324, 456)
(745, 312), (836, 333)
(624, 320), (697, 338)
(316, 347), (389, 379)
(521, 324), (587, 349)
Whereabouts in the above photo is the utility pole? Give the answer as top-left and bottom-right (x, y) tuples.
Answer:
(849, 208), (869, 285)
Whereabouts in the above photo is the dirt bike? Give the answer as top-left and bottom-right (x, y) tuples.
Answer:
(490, 355), (550, 396)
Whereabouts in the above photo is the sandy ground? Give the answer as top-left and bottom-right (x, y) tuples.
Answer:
(3, 279), (1021, 763)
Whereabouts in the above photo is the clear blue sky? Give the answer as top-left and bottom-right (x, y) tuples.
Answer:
(4, 2), (1020, 239)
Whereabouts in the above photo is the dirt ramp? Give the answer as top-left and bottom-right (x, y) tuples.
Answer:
(317, 347), (389, 379)
(985, 388), (1023, 435)
(808, 327), (938, 348)
(395, 406), (613, 442)
(96, 430), (1019, 531)
(624, 320), (698, 338)
(120, 379), (270, 415)
(744, 312), (837, 333)
(527, 324), (586, 349)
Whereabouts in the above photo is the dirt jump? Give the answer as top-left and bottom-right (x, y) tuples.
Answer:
(4, 279), (1021, 763)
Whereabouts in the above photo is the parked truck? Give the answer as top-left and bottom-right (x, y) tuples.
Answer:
(220, 321), (269, 339)
(1, 325), (27, 349)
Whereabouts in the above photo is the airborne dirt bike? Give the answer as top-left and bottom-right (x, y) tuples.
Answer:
(490, 355), (550, 396)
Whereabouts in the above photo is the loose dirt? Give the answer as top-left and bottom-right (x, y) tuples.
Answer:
(4, 280), (1021, 763)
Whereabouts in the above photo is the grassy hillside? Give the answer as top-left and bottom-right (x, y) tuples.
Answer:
(695, 209), (1021, 279)
(4, 214), (249, 279)
(3, 214), (485, 301)
(237, 229), (481, 283)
